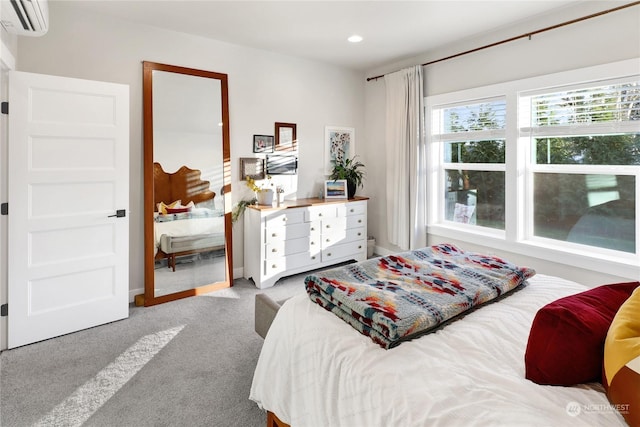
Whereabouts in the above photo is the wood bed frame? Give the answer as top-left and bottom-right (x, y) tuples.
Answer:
(154, 162), (215, 207)
(153, 162), (217, 270)
(267, 411), (289, 427)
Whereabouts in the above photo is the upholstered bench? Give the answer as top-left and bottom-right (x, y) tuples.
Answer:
(254, 294), (289, 339)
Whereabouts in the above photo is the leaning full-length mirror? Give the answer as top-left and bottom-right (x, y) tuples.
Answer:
(142, 61), (232, 306)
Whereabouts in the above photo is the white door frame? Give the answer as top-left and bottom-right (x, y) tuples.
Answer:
(0, 38), (16, 351)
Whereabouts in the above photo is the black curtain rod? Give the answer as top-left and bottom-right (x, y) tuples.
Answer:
(366, 1), (640, 82)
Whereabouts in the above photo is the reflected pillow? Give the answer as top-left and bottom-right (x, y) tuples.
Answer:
(525, 281), (639, 385)
(603, 287), (640, 427)
(166, 207), (190, 214)
(157, 200), (181, 215)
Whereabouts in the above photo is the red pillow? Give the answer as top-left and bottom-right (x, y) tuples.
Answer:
(525, 281), (639, 386)
(166, 207), (190, 214)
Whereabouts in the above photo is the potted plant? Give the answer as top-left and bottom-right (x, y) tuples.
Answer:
(232, 175), (275, 223)
(246, 175), (275, 205)
(329, 156), (365, 199)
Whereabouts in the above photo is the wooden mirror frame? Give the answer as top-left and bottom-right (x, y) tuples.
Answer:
(140, 61), (233, 306)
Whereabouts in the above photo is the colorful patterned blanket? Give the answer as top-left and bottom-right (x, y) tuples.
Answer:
(305, 244), (536, 349)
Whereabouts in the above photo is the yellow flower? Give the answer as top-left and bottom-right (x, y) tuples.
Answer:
(245, 175), (273, 193)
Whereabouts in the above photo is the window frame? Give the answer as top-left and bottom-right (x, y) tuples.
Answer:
(432, 96), (508, 231)
(426, 58), (640, 279)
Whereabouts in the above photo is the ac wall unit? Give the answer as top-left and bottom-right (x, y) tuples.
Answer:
(1, 0), (48, 36)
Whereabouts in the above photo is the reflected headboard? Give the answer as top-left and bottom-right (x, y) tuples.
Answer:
(154, 162), (216, 208)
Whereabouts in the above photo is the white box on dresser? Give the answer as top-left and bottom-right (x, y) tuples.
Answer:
(244, 197), (368, 289)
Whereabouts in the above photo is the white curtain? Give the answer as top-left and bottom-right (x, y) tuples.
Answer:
(384, 65), (427, 250)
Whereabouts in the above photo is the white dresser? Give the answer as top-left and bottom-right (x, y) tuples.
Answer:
(243, 197), (368, 289)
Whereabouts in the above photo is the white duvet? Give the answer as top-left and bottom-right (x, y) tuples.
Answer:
(250, 274), (627, 427)
(153, 212), (224, 250)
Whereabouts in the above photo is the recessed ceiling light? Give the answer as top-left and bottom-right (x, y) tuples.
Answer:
(348, 35), (363, 43)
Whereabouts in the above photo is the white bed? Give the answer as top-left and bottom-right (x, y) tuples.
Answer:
(153, 208), (225, 253)
(250, 274), (627, 426)
(152, 162), (226, 270)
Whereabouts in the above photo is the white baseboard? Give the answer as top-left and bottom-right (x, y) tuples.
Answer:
(374, 245), (394, 257)
(129, 287), (143, 304)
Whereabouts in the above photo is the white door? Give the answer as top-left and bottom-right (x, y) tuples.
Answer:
(7, 71), (129, 348)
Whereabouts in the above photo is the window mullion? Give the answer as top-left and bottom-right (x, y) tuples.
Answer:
(443, 163), (504, 171)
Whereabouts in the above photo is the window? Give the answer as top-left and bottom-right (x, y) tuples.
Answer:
(432, 99), (506, 229)
(427, 59), (640, 277)
(522, 81), (639, 253)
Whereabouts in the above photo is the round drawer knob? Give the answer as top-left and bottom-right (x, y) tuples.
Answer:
(272, 248), (277, 252)
(350, 209), (354, 213)
(271, 233), (277, 237)
(358, 245), (362, 249)
(312, 256), (316, 260)
(358, 219), (362, 223)
(357, 232), (362, 236)
(272, 264), (277, 268)
(327, 253), (332, 257)
(326, 238), (330, 242)
(326, 225), (331, 228)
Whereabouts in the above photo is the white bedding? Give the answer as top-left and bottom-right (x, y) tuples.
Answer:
(153, 210), (224, 252)
(250, 274), (627, 426)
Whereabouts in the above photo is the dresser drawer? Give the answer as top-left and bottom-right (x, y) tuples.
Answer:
(265, 236), (312, 260)
(264, 209), (305, 228)
(347, 214), (365, 229)
(265, 222), (315, 244)
(338, 201), (367, 217)
(322, 214), (365, 232)
(305, 205), (337, 222)
(322, 240), (366, 262)
(264, 251), (321, 275)
(321, 226), (366, 249)
(322, 217), (346, 233)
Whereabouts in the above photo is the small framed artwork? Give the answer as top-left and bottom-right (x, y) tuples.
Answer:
(324, 179), (348, 199)
(275, 122), (297, 152)
(266, 155), (298, 175)
(240, 157), (265, 180)
(324, 126), (355, 174)
(253, 135), (274, 153)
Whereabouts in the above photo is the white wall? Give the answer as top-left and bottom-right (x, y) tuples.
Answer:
(363, 2), (640, 286)
(12, 2), (640, 297)
(15, 3), (365, 298)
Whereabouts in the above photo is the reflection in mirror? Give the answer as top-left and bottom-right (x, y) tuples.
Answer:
(143, 61), (232, 306)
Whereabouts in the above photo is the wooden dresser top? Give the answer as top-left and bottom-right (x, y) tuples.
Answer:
(247, 196), (369, 211)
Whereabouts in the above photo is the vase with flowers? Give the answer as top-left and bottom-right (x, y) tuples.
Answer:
(246, 175), (274, 206)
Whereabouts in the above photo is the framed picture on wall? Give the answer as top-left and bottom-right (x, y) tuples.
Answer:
(324, 179), (348, 199)
(266, 155), (298, 175)
(253, 135), (274, 153)
(240, 157), (265, 180)
(324, 126), (355, 174)
(275, 122), (297, 152)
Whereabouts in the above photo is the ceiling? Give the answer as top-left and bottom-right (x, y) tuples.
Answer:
(67, 0), (587, 71)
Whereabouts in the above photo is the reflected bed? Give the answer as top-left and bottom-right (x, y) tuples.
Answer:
(153, 162), (225, 270)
